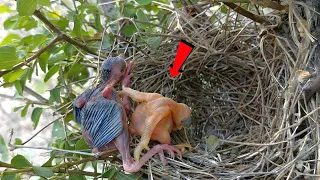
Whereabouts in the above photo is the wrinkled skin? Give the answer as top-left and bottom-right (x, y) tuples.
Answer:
(73, 55), (182, 173)
(118, 87), (192, 162)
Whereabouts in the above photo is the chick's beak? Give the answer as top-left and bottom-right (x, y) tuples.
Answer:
(182, 117), (192, 127)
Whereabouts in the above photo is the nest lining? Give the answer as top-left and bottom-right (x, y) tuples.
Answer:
(106, 1), (320, 179)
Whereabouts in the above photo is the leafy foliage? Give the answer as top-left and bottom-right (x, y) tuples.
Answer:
(0, 0), (181, 178)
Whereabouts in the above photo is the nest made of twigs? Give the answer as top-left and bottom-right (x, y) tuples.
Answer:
(113, 1), (320, 179)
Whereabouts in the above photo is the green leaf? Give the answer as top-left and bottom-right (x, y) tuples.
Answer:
(72, 15), (82, 38)
(94, 13), (103, 33)
(116, 171), (138, 180)
(14, 138), (23, 145)
(44, 65), (59, 82)
(52, 121), (64, 139)
(38, 51), (50, 73)
(63, 44), (74, 58)
(13, 106), (24, 112)
(0, 4), (13, 14)
(11, 155), (32, 168)
(42, 152), (55, 167)
(3, 16), (16, 30)
(210, 16), (216, 23)
(65, 112), (74, 122)
(136, 0), (152, 6)
(14, 81), (23, 96)
(30, 34), (47, 51)
(1, 173), (15, 180)
(102, 36), (111, 50)
(4, 15), (38, 31)
(48, 52), (66, 65)
(101, 167), (117, 178)
(0, 34), (21, 46)
(26, 64), (34, 81)
(33, 166), (54, 178)
(2, 72), (11, 83)
(0, 46), (21, 70)
(75, 138), (89, 150)
(78, 3), (100, 13)
(66, 63), (89, 83)
(20, 35), (33, 45)
(205, 135), (220, 152)
(38, 0), (51, 7)
(50, 88), (61, 103)
(136, 9), (149, 29)
(69, 174), (86, 180)
(16, 16), (38, 30)
(144, 4), (160, 13)
(17, 0), (38, 16)
(92, 161), (97, 173)
(123, 25), (137, 38)
(123, 4), (136, 18)
(0, 134), (9, 162)
(9, 69), (26, 82)
(14, 91), (24, 99)
(31, 107), (44, 129)
(21, 104), (30, 117)
(221, 6), (228, 14)
(146, 37), (161, 49)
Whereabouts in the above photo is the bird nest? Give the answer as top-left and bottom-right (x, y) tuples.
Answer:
(122, 1), (320, 179)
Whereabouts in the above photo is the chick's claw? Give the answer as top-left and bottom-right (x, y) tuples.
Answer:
(150, 144), (182, 164)
(92, 148), (101, 159)
(157, 149), (167, 165)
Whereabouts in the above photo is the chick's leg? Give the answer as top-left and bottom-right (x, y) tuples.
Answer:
(114, 127), (135, 171)
(114, 125), (181, 173)
(134, 106), (171, 162)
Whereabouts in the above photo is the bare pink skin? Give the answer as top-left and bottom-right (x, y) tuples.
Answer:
(75, 98), (86, 108)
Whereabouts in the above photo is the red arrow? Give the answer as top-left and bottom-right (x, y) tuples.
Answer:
(170, 40), (194, 77)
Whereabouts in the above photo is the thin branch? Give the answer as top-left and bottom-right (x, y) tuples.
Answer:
(3, 167), (99, 177)
(24, 86), (49, 104)
(55, 148), (117, 169)
(33, 9), (104, 59)
(72, 0), (79, 14)
(0, 36), (61, 78)
(0, 161), (15, 168)
(33, 10), (62, 35)
(133, 19), (172, 32)
(59, 65), (73, 101)
(62, 34), (99, 56)
(250, 0), (287, 11)
(22, 118), (62, 145)
(139, 32), (187, 39)
(223, 2), (271, 25)
(0, 93), (46, 105)
(113, 34), (151, 58)
(9, 144), (95, 157)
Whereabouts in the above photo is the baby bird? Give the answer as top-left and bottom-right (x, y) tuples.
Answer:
(118, 87), (192, 162)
